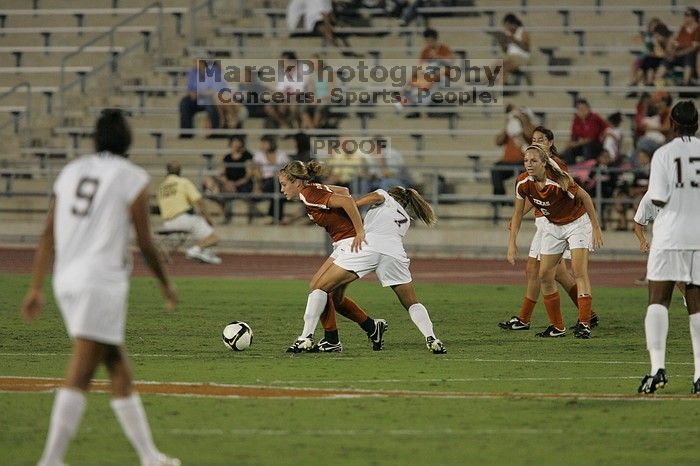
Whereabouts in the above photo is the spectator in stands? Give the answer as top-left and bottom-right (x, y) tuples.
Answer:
(501, 13), (531, 85)
(157, 161), (222, 264)
(614, 150), (651, 231)
(395, 64), (441, 109)
(363, 137), (414, 192)
(179, 59), (221, 138)
(264, 51), (305, 129)
(286, 0), (357, 55)
(324, 137), (368, 192)
(419, 28), (455, 65)
(239, 67), (269, 119)
(301, 54), (334, 129)
(654, 7), (700, 86)
(253, 135), (291, 223)
(561, 98), (608, 164)
(491, 104), (534, 198)
(633, 91), (672, 168)
(602, 111), (625, 163)
(291, 132), (312, 163)
(627, 18), (663, 90)
(203, 136), (255, 224)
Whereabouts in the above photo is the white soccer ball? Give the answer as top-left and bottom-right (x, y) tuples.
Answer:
(222, 321), (253, 351)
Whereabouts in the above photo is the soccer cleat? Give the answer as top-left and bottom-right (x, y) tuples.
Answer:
(142, 453), (181, 466)
(638, 369), (668, 394)
(368, 319), (388, 351)
(535, 325), (566, 338)
(498, 316), (530, 330)
(286, 335), (314, 353)
(199, 249), (222, 265)
(309, 338), (343, 353)
(573, 322), (591, 339)
(426, 336), (447, 354)
(692, 379), (700, 394)
(590, 312), (600, 328)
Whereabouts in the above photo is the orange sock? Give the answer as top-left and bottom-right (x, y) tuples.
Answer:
(337, 296), (369, 324)
(567, 284), (579, 306)
(543, 292), (564, 330)
(319, 297), (337, 331)
(578, 295), (592, 326)
(518, 297), (537, 324)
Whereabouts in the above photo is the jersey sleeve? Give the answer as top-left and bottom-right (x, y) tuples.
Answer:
(514, 174), (528, 200)
(633, 192), (655, 226)
(124, 166), (150, 204)
(373, 189), (390, 202)
(647, 150), (671, 204)
(301, 185), (332, 207)
(184, 178), (203, 203)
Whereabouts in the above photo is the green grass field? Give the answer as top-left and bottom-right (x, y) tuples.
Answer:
(1, 272), (698, 466)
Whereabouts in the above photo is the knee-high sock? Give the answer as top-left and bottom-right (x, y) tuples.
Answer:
(408, 303), (435, 338)
(38, 387), (86, 466)
(111, 393), (160, 464)
(319, 297), (337, 332)
(543, 292), (564, 330)
(301, 289), (328, 338)
(518, 297), (537, 323)
(645, 304), (669, 374)
(336, 296), (370, 324)
(689, 313), (700, 382)
(578, 295), (592, 325)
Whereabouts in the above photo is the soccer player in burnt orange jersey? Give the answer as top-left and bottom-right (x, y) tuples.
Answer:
(507, 144), (603, 338)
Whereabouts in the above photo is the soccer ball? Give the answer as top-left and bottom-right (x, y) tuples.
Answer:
(222, 321), (253, 351)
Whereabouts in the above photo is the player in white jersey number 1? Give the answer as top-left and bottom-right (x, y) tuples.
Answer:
(638, 101), (700, 395)
(20, 110), (181, 465)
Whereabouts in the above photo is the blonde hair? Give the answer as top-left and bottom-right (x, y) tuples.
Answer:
(278, 160), (326, 182)
(525, 144), (573, 191)
(387, 186), (437, 226)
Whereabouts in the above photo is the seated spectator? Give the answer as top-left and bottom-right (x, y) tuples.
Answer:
(324, 137), (368, 192)
(614, 150), (651, 231)
(491, 105), (534, 198)
(561, 98), (608, 164)
(501, 13), (531, 85)
(602, 111), (625, 163)
(203, 136), (255, 224)
(655, 7), (700, 86)
(363, 138), (414, 192)
(628, 18), (663, 89)
(287, 0), (357, 55)
(632, 91), (672, 168)
(253, 135), (291, 223)
(179, 59), (221, 138)
(419, 28), (455, 66)
(264, 51), (306, 129)
(301, 54), (334, 129)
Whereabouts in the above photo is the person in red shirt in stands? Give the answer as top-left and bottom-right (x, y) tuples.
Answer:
(655, 7), (700, 86)
(561, 98), (608, 164)
(419, 28), (455, 65)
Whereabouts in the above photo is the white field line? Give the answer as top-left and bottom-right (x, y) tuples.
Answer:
(2, 376), (700, 401)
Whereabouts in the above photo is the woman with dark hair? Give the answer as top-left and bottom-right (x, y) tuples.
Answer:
(20, 109), (180, 466)
(280, 161), (447, 354)
(500, 127), (599, 332)
(507, 144), (603, 339)
(501, 13), (530, 85)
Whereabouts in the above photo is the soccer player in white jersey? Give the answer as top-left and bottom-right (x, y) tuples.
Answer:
(279, 181), (447, 354)
(20, 110), (181, 466)
(638, 101), (700, 394)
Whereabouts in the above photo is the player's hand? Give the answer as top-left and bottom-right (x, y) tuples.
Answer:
(592, 226), (604, 250)
(20, 289), (44, 322)
(507, 243), (518, 265)
(162, 283), (178, 311)
(639, 239), (650, 253)
(351, 231), (367, 252)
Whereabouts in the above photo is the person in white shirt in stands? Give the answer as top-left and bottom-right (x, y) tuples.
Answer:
(20, 109), (180, 466)
(501, 13), (531, 85)
(638, 100), (700, 395)
(157, 161), (222, 264)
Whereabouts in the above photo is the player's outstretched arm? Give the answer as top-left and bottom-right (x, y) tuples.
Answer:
(355, 191), (384, 208)
(20, 199), (56, 322)
(130, 186), (177, 310)
(507, 197), (525, 265)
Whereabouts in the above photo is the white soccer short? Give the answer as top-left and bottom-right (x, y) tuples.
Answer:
(53, 283), (129, 345)
(333, 249), (412, 287)
(646, 249), (700, 285)
(539, 214), (593, 256)
(529, 216), (572, 260)
(162, 213), (213, 241)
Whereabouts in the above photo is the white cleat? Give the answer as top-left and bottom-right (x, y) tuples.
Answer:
(142, 453), (181, 466)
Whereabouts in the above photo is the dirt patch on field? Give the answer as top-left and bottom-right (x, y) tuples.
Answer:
(0, 248), (647, 287)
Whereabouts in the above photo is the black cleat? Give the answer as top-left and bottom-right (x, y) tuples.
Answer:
(309, 339), (343, 353)
(573, 322), (591, 339)
(498, 316), (530, 330)
(692, 378), (700, 394)
(535, 325), (566, 338)
(590, 312), (599, 328)
(638, 369), (668, 394)
(368, 319), (388, 351)
(286, 335), (314, 353)
(426, 336), (447, 354)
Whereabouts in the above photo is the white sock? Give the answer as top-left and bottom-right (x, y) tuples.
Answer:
(645, 304), (669, 374)
(38, 388), (86, 466)
(689, 313), (700, 382)
(300, 289), (327, 338)
(408, 303), (435, 339)
(111, 393), (160, 464)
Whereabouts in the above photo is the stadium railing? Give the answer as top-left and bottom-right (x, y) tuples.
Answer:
(0, 81), (31, 145)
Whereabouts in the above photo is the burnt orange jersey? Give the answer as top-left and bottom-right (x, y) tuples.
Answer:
(299, 183), (355, 242)
(532, 156), (568, 218)
(515, 168), (585, 225)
